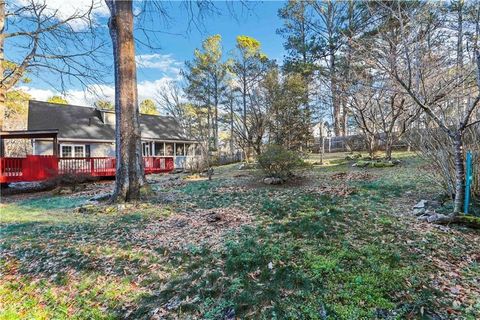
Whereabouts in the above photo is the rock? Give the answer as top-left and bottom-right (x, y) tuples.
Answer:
(427, 213), (448, 223)
(263, 177), (283, 185)
(413, 208), (426, 216)
(413, 200), (428, 209)
(264, 177), (274, 184)
(417, 215), (429, 222)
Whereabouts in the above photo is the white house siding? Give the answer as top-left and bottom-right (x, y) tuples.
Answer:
(32, 140), (199, 170)
(33, 140), (115, 157)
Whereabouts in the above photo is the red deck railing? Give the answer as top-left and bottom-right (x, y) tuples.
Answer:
(0, 155), (174, 183)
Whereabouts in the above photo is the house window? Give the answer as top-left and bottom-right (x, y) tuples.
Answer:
(74, 146), (84, 157)
(154, 142), (164, 156)
(176, 144), (184, 156)
(165, 143), (174, 156)
(61, 145), (72, 157)
(61, 144), (85, 158)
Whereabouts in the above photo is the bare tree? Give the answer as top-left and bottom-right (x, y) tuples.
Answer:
(349, 82), (380, 157)
(367, 1), (480, 215)
(106, 0), (146, 201)
(0, 0), (105, 128)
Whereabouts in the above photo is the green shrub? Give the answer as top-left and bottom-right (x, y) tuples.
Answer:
(257, 145), (305, 179)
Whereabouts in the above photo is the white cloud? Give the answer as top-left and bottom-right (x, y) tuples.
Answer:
(12, 0), (109, 31)
(136, 54), (183, 78)
(19, 77), (179, 113)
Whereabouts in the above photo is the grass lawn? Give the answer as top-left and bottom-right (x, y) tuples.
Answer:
(1, 153), (479, 319)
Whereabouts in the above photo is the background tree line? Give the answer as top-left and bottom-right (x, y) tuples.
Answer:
(2, 0), (479, 214)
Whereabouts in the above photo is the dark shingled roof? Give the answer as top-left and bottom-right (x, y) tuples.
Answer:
(27, 100), (193, 142)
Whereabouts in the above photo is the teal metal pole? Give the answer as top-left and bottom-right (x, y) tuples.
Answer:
(464, 151), (472, 214)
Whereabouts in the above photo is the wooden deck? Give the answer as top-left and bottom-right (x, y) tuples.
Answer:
(0, 155), (174, 183)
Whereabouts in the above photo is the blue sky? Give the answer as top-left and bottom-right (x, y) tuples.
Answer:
(16, 1), (287, 106)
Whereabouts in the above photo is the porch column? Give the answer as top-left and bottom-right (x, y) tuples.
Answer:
(174, 142), (176, 168)
(0, 137), (4, 157)
(163, 142), (166, 156)
(151, 141), (155, 156)
(53, 135), (58, 156)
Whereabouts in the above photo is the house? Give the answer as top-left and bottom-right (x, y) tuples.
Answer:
(312, 121), (330, 140)
(27, 100), (199, 169)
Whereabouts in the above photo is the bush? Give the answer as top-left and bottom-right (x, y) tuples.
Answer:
(257, 145), (306, 179)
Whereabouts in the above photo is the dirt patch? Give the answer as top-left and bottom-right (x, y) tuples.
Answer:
(134, 207), (253, 252)
(303, 184), (357, 197)
(330, 171), (375, 182)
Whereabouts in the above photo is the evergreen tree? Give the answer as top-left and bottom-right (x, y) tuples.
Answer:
(183, 34), (228, 151)
(229, 35), (270, 158)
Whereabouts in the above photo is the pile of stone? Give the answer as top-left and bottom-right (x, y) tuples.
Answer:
(413, 199), (449, 222)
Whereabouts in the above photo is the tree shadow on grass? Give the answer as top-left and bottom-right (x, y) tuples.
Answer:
(126, 204), (439, 320)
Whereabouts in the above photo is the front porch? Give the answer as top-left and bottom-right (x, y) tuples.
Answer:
(141, 140), (201, 170)
(0, 155), (175, 183)
(0, 131), (176, 184)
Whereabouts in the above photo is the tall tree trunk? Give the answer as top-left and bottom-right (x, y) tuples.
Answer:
(330, 53), (341, 137)
(384, 134), (393, 160)
(214, 82), (219, 151)
(366, 135), (376, 158)
(453, 132), (465, 214)
(229, 96), (234, 157)
(106, 0), (146, 202)
(242, 71), (251, 161)
(214, 100), (218, 151)
(326, 2), (341, 137)
(341, 99), (348, 136)
(0, 0), (5, 130)
(207, 102), (211, 150)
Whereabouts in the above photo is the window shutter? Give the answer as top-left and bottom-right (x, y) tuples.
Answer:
(85, 145), (91, 158)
